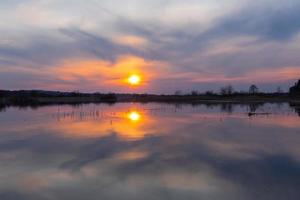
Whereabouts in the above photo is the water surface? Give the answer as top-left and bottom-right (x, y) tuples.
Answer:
(0, 103), (299, 200)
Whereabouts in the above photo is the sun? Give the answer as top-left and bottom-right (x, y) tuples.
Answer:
(128, 111), (141, 122)
(127, 74), (141, 85)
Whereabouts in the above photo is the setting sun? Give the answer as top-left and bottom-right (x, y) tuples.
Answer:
(128, 74), (141, 85)
(128, 111), (141, 122)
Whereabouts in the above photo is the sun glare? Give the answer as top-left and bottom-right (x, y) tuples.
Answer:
(128, 74), (141, 85)
(128, 111), (141, 122)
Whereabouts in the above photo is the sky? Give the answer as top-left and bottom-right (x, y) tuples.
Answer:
(1, 0), (300, 93)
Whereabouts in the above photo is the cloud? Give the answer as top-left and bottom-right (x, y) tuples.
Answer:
(1, 0), (300, 92)
(0, 28), (136, 69)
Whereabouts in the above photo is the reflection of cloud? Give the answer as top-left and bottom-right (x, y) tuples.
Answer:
(47, 108), (158, 140)
(251, 115), (300, 128)
(0, 103), (300, 199)
(18, 170), (75, 192)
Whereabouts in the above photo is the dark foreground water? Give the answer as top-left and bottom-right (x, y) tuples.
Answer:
(0, 103), (299, 200)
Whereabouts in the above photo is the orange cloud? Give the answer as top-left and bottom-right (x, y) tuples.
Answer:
(49, 55), (166, 91)
(249, 67), (300, 82)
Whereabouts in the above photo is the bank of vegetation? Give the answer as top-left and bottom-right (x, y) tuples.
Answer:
(1, 80), (300, 108)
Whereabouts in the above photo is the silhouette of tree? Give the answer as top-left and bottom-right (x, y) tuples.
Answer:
(220, 85), (233, 95)
(101, 93), (117, 103)
(191, 90), (198, 96)
(174, 90), (182, 95)
(289, 80), (300, 96)
(276, 86), (283, 94)
(249, 84), (259, 94)
(205, 91), (214, 95)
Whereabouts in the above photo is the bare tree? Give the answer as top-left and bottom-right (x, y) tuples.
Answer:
(174, 90), (182, 95)
(249, 85), (259, 94)
(191, 90), (198, 96)
(205, 90), (214, 95)
(220, 85), (234, 95)
(276, 86), (283, 94)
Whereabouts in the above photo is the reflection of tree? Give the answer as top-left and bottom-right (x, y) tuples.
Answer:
(289, 103), (300, 117)
(221, 103), (233, 113)
(0, 104), (6, 112)
(290, 104), (300, 117)
(249, 103), (263, 113)
(174, 103), (183, 110)
(296, 108), (300, 117)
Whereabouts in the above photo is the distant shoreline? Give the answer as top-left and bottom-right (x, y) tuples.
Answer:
(1, 90), (300, 106)
(19, 96), (300, 104)
(1, 90), (300, 117)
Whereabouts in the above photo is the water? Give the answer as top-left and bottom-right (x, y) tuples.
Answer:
(0, 103), (299, 200)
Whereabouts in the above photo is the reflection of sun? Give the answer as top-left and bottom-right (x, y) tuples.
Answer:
(128, 111), (141, 122)
(128, 74), (141, 85)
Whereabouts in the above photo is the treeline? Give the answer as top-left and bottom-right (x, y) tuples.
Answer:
(173, 79), (300, 97)
(174, 84), (287, 96)
(0, 90), (117, 104)
(1, 79), (300, 106)
(0, 90), (117, 98)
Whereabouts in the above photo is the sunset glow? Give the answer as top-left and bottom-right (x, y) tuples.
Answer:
(128, 111), (141, 122)
(2, 1), (300, 199)
(127, 74), (141, 86)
